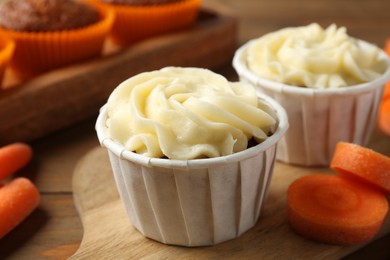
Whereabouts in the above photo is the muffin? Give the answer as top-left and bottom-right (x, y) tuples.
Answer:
(233, 23), (390, 166)
(93, 0), (201, 47)
(0, 32), (14, 87)
(0, 0), (100, 32)
(96, 67), (288, 246)
(0, 0), (114, 77)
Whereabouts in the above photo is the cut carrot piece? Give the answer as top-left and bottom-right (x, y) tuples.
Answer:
(379, 99), (390, 136)
(384, 39), (390, 99)
(0, 143), (33, 181)
(379, 39), (390, 133)
(385, 38), (390, 55)
(0, 177), (40, 239)
(330, 142), (390, 194)
(382, 40), (390, 99)
(287, 174), (389, 245)
(383, 82), (390, 100)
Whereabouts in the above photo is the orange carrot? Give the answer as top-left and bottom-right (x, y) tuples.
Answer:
(384, 39), (390, 99)
(330, 142), (390, 194)
(287, 174), (389, 245)
(384, 39), (390, 97)
(383, 82), (390, 100)
(0, 143), (33, 181)
(379, 39), (390, 133)
(379, 82), (390, 136)
(0, 177), (40, 239)
(386, 38), (390, 56)
(379, 98), (390, 136)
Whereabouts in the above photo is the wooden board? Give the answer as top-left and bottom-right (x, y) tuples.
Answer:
(0, 3), (237, 146)
(70, 141), (390, 259)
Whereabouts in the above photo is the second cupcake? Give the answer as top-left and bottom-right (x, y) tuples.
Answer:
(0, 0), (115, 77)
(234, 23), (390, 166)
(93, 0), (201, 47)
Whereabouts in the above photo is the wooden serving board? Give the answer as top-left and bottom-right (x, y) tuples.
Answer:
(70, 138), (390, 259)
(0, 3), (237, 146)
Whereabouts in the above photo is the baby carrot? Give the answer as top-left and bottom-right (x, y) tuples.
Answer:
(384, 39), (390, 99)
(383, 83), (390, 100)
(386, 38), (390, 56)
(0, 143), (33, 181)
(287, 174), (389, 245)
(0, 177), (40, 239)
(379, 40), (390, 134)
(330, 142), (390, 194)
(379, 98), (390, 136)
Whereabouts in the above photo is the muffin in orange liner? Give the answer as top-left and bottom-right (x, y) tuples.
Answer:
(0, 1), (114, 78)
(0, 33), (14, 86)
(93, 0), (201, 47)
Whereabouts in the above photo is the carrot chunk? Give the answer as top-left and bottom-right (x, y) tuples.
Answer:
(383, 82), (390, 100)
(330, 142), (390, 194)
(379, 98), (390, 136)
(0, 177), (40, 239)
(287, 174), (389, 245)
(386, 38), (390, 57)
(378, 40), (390, 134)
(0, 143), (33, 181)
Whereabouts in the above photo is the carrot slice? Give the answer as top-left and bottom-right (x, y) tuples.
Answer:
(0, 177), (40, 239)
(384, 39), (390, 99)
(287, 174), (389, 245)
(330, 142), (390, 194)
(379, 84), (390, 136)
(383, 82), (390, 100)
(379, 98), (390, 136)
(0, 143), (33, 181)
(386, 38), (390, 56)
(379, 40), (390, 133)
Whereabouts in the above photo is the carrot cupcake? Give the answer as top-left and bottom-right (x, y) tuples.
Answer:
(96, 67), (288, 246)
(93, 0), (201, 47)
(0, 0), (114, 77)
(233, 23), (390, 166)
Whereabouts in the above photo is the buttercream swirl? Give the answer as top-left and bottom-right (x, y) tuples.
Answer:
(105, 67), (277, 159)
(246, 23), (388, 88)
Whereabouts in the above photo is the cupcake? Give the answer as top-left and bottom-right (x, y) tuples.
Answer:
(95, 67), (288, 246)
(0, 32), (14, 87)
(93, 0), (201, 47)
(0, 0), (114, 77)
(233, 23), (390, 166)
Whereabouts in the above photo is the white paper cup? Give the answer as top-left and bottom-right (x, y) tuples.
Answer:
(95, 93), (288, 247)
(233, 39), (390, 166)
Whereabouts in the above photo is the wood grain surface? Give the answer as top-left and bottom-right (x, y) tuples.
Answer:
(1, 0), (390, 259)
(69, 145), (390, 259)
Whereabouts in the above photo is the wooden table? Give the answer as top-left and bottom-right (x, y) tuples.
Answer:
(1, 0), (390, 259)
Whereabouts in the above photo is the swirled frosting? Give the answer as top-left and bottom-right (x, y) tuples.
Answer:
(246, 23), (388, 88)
(105, 67), (277, 159)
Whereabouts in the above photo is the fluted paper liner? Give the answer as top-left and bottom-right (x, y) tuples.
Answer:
(0, 33), (14, 86)
(93, 0), (201, 47)
(0, 1), (114, 78)
(233, 39), (390, 166)
(96, 93), (288, 246)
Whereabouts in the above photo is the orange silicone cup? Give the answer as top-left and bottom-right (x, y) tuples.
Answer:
(0, 1), (114, 78)
(95, 0), (201, 47)
(0, 33), (14, 86)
